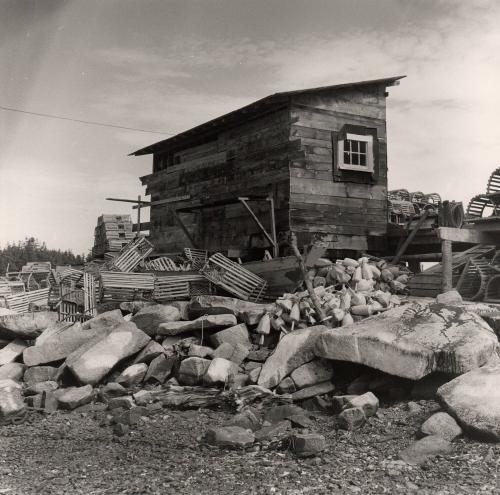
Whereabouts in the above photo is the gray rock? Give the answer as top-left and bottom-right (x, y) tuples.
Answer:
(345, 392), (379, 418)
(119, 301), (154, 315)
(255, 420), (291, 442)
(204, 358), (238, 385)
(23, 366), (58, 386)
(291, 381), (335, 401)
(131, 304), (181, 336)
(258, 326), (327, 389)
(264, 404), (308, 424)
(203, 426), (255, 448)
(115, 406), (149, 425)
(66, 322), (150, 385)
(437, 361), (500, 440)
(0, 363), (25, 381)
(188, 344), (214, 359)
(99, 382), (127, 400)
(398, 435), (452, 465)
(0, 339), (27, 366)
(225, 409), (261, 431)
(144, 354), (176, 384)
(420, 412), (462, 441)
(0, 312), (58, 340)
(247, 349), (271, 362)
(332, 395), (358, 414)
(291, 433), (326, 457)
(315, 303), (498, 380)
(57, 385), (94, 410)
(24, 319), (119, 367)
(116, 363), (148, 387)
(158, 314), (237, 336)
(230, 373), (249, 389)
(338, 407), (366, 430)
(436, 290), (462, 305)
(177, 357), (211, 385)
(210, 324), (251, 349)
(108, 396), (135, 410)
(248, 367), (261, 385)
(276, 377), (297, 394)
(290, 360), (334, 389)
(212, 342), (234, 360)
(0, 379), (25, 417)
(132, 340), (165, 364)
(133, 390), (154, 406)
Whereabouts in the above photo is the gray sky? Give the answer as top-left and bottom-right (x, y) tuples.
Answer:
(1, 0), (499, 255)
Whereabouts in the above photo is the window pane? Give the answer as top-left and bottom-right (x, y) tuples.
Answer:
(344, 151), (350, 163)
(360, 141), (367, 153)
(345, 140), (351, 152)
(359, 154), (366, 166)
(351, 140), (359, 152)
(352, 153), (359, 165)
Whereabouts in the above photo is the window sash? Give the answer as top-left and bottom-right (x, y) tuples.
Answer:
(337, 133), (374, 172)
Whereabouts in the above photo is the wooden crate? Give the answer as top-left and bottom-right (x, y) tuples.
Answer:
(143, 257), (179, 272)
(154, 273), (212, 301)
(6, 288), (50, 314)
(109, 237), (154, 273)
(184, 248), (208, 270)
(200, 253), (267, 302)
(99, 271), (155, 302)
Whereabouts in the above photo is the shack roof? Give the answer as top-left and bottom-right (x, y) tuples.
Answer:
(131, 75), (405, 156)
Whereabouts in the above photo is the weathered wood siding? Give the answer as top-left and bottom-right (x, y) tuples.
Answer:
(141, 107), (293, 253)
(288, 86), (389, 250)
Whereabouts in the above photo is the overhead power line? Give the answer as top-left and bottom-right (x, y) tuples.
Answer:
(0, 105), (174, 135)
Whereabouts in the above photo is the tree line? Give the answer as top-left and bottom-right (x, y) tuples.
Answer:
(0, 237), (85, 273)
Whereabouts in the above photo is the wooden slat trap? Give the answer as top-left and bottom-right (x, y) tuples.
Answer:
(108, 237), (154, 273)
(143, 257), (179, 272)
(99, 271), (155, 302)
(58, 271), (97, 322)
(154, 273), (212, 301)
(6, 288), (50, 314)
(201, 253), (267, 302)
(184, 248), (208, 270)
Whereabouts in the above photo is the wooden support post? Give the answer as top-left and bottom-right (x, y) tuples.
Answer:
(392, 210), (430, 264)
(238, 197), (277, 251)
(171, 208), (198, 248)
(137, 195), (141, 237)
(267, 196), (279, 258)
(441, 239), (453, 292)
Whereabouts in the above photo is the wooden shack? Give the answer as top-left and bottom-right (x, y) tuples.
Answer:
(132, 76), (405, 258)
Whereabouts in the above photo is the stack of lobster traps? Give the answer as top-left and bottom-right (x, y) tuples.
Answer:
(92, 214), (135, 258)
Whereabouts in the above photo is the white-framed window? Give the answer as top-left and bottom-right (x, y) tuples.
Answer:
(337, 133), (374, 172)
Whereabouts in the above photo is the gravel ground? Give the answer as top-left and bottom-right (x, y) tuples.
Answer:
(0, 400), (499, 495)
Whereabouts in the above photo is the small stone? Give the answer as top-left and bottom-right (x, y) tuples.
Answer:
(290, 433), (326, 457)
(42, 391), (59, 412)
(331, 395), (358, 414)
(276, 377), (296, 394)
(0, 379), (24, 417)
(345, 392), (379, 418)
(247, 349), (271, 362)
(338, 407), (366, 430)
(203, 426), (255, 448)
(204, 358), (238, 385)
(243, 361), (262, 372)
(57, 385), (94, 410)
(288, 414), (313, 428)
(399, 435), (452, 465)
(254, 420), (291, 442)
(23, 366), (58, 386)
(115, 406), (149, 425)
(131, 304), (181, 336)
(290, 360), (334, 390)
(300, 396), (331, 413)
(132, 340), (165, 364)
(133, 389), (154, 406)
(116, 363), (148, 387)
(420, 412), (462, 441)
(407, 401), (423, 415)
(188, 344), (214, 359)
(264, 404), (308, 424)
(0, 339), (27, 365)
(248, 367), (261, 385)
(113, 422), (130, 436)
(144, 354), (177, 384)
(25, 393), (43, 408)
(107, 396), (135, 410)
(24, 380), (58, 396)
(99, 382), (127, 401)
(226, 409), (261, 431)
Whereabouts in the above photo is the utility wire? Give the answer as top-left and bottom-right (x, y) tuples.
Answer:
(0, 105), (174, 135)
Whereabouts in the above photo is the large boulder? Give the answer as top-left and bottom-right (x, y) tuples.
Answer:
(131, 304), (181, 336)
(210, 324), (252, 349)
(157, 314), (237, 336)
(23, 366), (58, 386)
(258, 326), (328, 389)
(57, 385), (94, 410)
(315, 303), (498, 380)
(0, 312), (58, 340)
(189, 296), (276, 323)
(0, 339), (27, 366)
(24, 320), (119, 367)
(177, 357), (211, 385)
(66, 322), (150, 385)
(0, 363), (25, 381)
(290, 359), (334, 389)
(437, 361), (500, 441)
